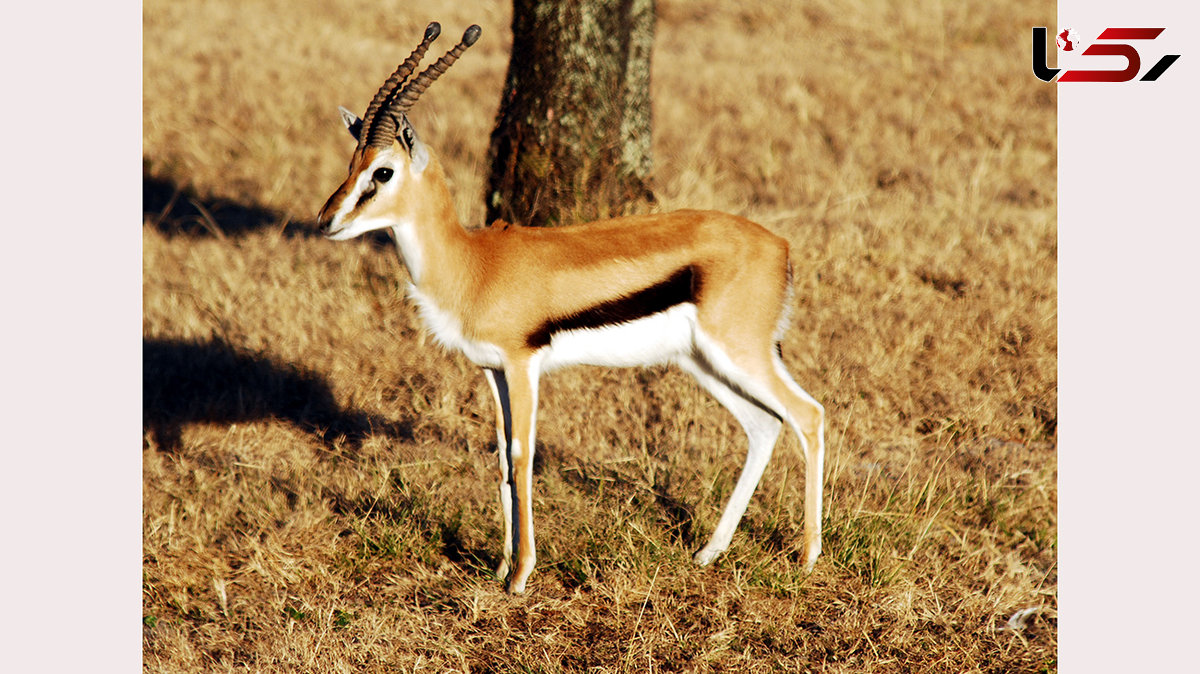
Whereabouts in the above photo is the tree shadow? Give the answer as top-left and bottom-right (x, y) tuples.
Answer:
(143, 336), (411, 453)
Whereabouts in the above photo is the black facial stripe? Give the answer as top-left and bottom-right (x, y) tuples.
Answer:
(353, 184), (376, 210)
(526, 265), (703, 349)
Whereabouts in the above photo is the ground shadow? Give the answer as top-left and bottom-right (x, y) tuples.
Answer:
(143, 165), (391, 247)
(142, 169), (313, 238)
(555, 454), (697, 550)
(143, 336), (411, 453)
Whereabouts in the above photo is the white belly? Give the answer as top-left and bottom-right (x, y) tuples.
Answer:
(539, 303), (697, 372)
(409, 284), (697, 372)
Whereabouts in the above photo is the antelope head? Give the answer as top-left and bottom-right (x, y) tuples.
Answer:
(318, 22), (481, 241)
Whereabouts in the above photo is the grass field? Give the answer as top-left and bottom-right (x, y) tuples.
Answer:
(143, 0), (1057, 670)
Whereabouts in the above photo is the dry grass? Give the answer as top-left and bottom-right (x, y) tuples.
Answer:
(143, 0), (1056, 671)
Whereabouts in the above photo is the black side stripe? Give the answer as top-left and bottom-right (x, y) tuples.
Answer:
(526, 265), (702, 349)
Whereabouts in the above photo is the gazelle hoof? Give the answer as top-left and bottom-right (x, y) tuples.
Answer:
(693, 546), (723, 566)
(802, 544), (821, 573)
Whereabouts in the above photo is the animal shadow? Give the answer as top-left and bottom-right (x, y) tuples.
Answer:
(142, 169), (305, 238)
(143, 337), (411, 453)
(144, 168), (393, 247)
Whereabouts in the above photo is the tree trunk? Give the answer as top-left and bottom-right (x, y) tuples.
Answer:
(486, 0), (656, 228)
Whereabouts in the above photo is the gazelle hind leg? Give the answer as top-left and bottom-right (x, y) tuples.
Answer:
(686, 333), (826, 571)
(769, 349), (826, 571)
(677, 355), (784, 566)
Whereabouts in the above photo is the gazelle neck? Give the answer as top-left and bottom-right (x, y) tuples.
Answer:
(391, 154), (471, 289)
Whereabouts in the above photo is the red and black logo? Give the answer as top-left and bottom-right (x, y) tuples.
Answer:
(1033, 27), (1180, 82)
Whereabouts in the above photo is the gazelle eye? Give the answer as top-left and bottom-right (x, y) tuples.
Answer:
(373, 167), (394, 183)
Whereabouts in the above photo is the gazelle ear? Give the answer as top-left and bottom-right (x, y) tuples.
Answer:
(338, 106), (363, 140)
(398, 116), (429, 174)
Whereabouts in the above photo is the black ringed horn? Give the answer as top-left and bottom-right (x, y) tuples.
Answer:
(386, 25), (481, 119)
(360, 22), (442, 150)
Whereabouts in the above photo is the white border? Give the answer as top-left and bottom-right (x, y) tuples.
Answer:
(5, 2), (1196, 670)
(2, 3), (141, 670)
(1059, 1), (1200, 670)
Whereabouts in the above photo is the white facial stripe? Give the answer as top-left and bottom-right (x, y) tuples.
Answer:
(362, 155), (393, 186)
(326, 153), (401, 239)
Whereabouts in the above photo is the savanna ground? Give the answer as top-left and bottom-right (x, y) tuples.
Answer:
(143, 0), (1057, 671)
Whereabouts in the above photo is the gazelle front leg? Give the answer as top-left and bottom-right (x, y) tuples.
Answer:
(482, 368), (514, 581)
(486, 355), (542, 594)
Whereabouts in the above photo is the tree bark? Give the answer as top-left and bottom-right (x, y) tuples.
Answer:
(486, 0), (656, 228)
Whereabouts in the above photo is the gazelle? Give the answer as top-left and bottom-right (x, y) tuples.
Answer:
(318, 22), (826, 594)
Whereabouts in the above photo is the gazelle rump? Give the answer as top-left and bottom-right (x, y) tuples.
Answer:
(318, 23), (826, 594)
